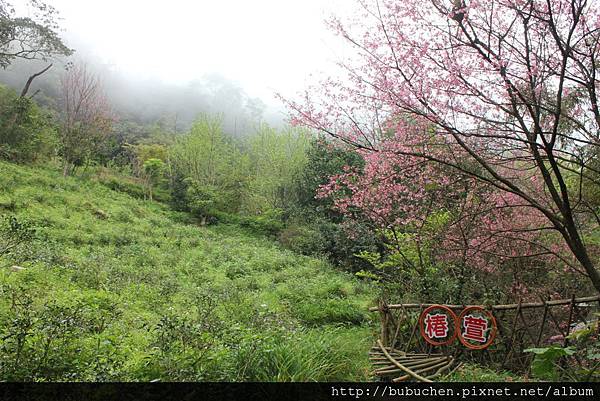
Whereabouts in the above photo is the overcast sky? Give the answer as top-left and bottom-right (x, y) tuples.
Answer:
(16, 0), (351, 107)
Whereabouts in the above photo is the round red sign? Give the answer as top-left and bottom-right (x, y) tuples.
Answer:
(456, 306), (497, 350)
(418, 305), (458, 346)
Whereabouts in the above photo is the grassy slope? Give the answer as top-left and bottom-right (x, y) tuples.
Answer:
(0, 161), (377, 381)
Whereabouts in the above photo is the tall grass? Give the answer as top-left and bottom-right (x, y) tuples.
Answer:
(235, 327), (372, 381)
(0, 161), (376, 381)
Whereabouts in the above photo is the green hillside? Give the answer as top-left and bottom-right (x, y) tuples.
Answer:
(0, 161), (377, 381)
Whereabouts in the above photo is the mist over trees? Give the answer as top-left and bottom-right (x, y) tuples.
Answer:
(0, 55), (279, 136)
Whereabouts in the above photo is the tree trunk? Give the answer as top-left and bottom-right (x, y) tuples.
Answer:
(63, 162), (72, 177)
(562, 226), (600, 294)
(20, 64), (53, 98)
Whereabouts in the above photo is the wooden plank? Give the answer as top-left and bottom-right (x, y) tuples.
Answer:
(379, 300), (389, 347)
(390, 306), (406, 351)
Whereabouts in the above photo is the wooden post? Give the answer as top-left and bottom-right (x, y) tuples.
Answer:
(518, 308), (538, 344)
(379, 300), (389, 347)
(502, 298), (522, 368)
(405, 305), (423, 353)
(527, 297), (550, 376)
(562, 294), (576, 347)
(390, 306), (406, 352)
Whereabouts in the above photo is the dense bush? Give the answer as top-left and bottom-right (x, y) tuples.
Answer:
(0, 85), (58, 163)
(0, 215), (36, 263)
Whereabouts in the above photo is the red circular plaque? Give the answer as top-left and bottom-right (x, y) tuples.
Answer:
(456, 306), (497, 350)
(418, 305), (458, 346)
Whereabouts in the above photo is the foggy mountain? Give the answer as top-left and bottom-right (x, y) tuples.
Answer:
(0, 48), (285, 137)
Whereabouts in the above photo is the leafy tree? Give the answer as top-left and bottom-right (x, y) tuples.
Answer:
(0, 215), (35, 261)
(292, 137), (364, 221)
(0, 0), (72, 68)
(185, 179), (218, 225)
(287, 0), (600, 294)
(125, 143), (167, 176)
(169, 114), (249, 215)
(281, 137), (381, 272)
(142, 158), (165, 201)
(0, 83), (57, 162)
(245, 124), (309, 214)
(59, 63), (113, 176)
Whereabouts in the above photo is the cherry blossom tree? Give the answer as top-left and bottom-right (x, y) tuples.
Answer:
(286, 0), (600, 294)
(60, 63), (113, 176)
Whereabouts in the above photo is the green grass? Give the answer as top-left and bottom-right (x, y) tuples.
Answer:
(446, 363), (525, 382)
(0, 160), (377, 381)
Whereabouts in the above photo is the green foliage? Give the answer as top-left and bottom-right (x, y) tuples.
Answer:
(0, 214), (36, 261)
(0, 160), (376, 381)
(291, 137), (363, 220)
(525, 319), (600, 382)
(142, 158), (165, 201)
(0, 84), (57, 162)
(235, 327), (371, 381)
(167, 121), (378, 274)
(525, 346), (576, 381)
(244, 124), (309, 214)
(98, 174), (146, 199)
(185, 179), (218, 223)
(169, 114), (249, 215)
(446, 363), (523, 382)
(125, 143), (168, 176)
(0, 0), (73, 68)
(168, 170), (190, 211)
(293, 299), (367, 327)
(142, 158), (164, 176)
(237, 210), (284, 236)
(278, 224), (327, 255)
(93, 168), (170, 203)
(281, 138), (380, 271)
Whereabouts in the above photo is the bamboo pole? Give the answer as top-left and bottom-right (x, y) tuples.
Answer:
(518, 308), (538, 344)
(390, 306), (406, 351)
(376, 340), (433, 383)
(534, 298), (550, 346)
(375, 356), (447, 374)
(368, 295), (600, 312)
(392, 359), (453, 382)
(377, 358), (449, 377)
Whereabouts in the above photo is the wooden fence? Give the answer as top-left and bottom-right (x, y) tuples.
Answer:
(370, 295), (600, 373)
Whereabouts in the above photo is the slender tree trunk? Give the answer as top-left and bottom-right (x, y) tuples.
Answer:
(20, 64), (53, 98)
(561, 223), (600, 294)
